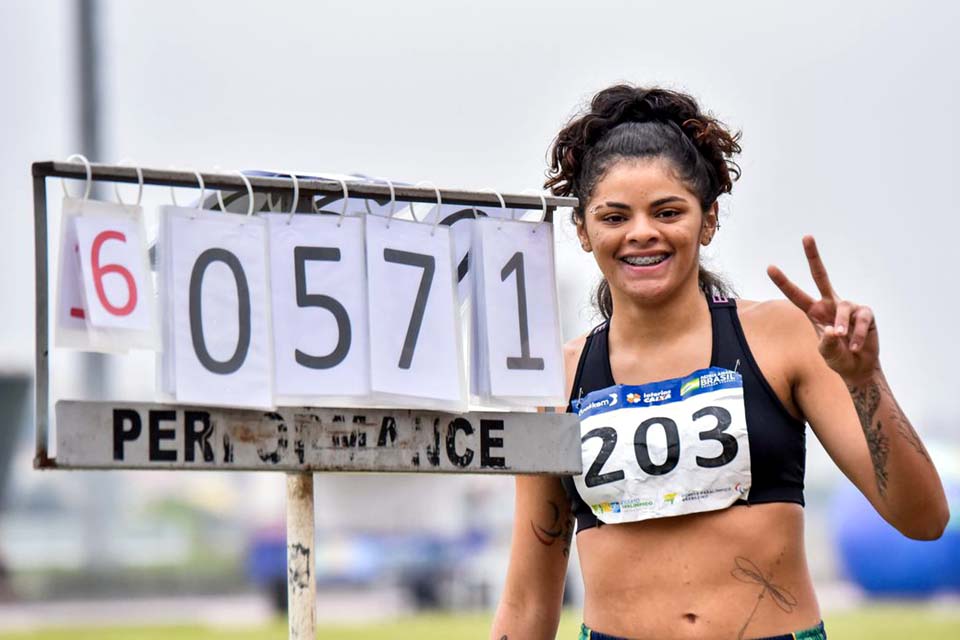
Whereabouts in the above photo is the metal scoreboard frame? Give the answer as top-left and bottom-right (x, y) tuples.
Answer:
(31, 160), (581, 638)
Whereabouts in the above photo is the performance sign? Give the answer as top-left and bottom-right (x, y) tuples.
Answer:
(55, 401), (581, 474)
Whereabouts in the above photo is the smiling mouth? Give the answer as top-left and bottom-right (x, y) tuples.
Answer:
(620, 254), (670, 267)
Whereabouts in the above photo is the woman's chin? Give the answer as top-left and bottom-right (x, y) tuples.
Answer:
(613, 274), (702, 308)
(618, 281), (674, 306)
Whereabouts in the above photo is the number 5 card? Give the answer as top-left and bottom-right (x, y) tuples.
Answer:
(266, 213), (370, 404)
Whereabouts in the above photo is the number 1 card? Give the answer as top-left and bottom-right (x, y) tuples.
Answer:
(473, 217), (565, 406)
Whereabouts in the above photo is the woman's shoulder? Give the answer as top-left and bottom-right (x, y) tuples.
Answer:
(737, 298), (809, 328)
(563, 333), (589, 368)
(734, 299), (818, 416)
(735, 297), (818, 352)
(561, 332), (594, 396)
(562, 318), (611, 361)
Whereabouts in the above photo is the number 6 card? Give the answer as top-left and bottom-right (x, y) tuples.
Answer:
(56, 197), (159, 352)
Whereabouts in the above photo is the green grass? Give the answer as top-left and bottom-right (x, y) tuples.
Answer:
(1, 605), (958, 639)
(823, 604), (960, 639)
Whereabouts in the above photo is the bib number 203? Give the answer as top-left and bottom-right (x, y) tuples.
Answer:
(583, 406), (738, 488)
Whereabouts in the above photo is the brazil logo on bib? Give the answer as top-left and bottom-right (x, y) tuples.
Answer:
(571, 367), (751, 524)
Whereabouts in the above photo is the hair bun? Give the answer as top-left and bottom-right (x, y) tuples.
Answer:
(546, 84), (741, 200)
(592, 86), (699, 128)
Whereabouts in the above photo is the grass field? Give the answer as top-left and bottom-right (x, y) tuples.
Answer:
(1, 604), (958, 639)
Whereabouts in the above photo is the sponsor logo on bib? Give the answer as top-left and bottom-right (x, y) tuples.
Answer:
(579, 392), (618, 415)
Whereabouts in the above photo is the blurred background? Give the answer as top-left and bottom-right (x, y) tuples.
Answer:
(1, 0), (958, 637)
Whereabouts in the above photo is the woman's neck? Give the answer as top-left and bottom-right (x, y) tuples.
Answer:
(607, 279), (710, 350)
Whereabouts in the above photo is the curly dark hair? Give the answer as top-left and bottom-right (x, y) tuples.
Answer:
(545, 85), (742, 318)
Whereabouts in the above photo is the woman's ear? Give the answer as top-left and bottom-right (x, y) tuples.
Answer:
(576, 214), (593, 253)
(700, 202), (719, 246)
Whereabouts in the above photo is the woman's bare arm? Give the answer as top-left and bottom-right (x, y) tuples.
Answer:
(769, 237), (949, 539)
(490, 475), (574, 640)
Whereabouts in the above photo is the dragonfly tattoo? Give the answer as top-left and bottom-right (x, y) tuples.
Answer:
(731, 556), (798, 640)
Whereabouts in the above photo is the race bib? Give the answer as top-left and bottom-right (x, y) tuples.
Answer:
(572, 367), (751, 524)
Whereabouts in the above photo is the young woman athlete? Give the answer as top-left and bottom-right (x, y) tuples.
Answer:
(491, 85), (949, 640)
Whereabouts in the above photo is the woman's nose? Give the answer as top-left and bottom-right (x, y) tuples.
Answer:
(624, 214), (660, 244)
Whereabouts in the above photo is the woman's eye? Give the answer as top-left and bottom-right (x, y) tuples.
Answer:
(601, 213), (627, 223)
(656, 209), (682, 219)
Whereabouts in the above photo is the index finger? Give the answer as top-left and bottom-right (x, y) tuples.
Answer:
(803, 235), (836, 299)
(767, 265), (815, 313)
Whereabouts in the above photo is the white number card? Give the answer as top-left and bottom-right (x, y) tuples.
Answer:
(74, 214), (155, 331)
(365, 215), (466, 410)
(266, 213), (370, 404)
(156, 205), (194, 397)
(572, 368), (751, 524)
(55, 198), (92, 349)
(472, 217), (565, 405)
(55, 197), (159, 352)
(167, 208), (274, 409)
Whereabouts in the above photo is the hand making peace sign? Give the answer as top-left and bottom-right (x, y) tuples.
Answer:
(767, 236), (879, 385)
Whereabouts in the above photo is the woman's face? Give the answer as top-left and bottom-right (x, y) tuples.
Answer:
(577, 158), (717, 306)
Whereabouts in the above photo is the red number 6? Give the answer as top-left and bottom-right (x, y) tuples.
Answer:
(91, 230), (137, 316)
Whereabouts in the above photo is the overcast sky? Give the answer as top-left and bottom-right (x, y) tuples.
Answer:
(2, 0), (959, 435)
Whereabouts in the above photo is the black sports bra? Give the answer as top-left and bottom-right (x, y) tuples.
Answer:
(561, 293), (807, 533)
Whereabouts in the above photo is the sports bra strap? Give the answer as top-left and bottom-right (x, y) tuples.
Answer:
(706, 289), (736, 308)
(569, 321), (610, 409)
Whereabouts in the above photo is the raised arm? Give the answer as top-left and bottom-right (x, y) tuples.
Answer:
(490, 474), (573, 640)
(768, 236), (949, 540)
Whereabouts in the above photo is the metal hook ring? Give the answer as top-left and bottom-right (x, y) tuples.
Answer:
(113, 159), (144, 206)
(61, 154), (92, 201)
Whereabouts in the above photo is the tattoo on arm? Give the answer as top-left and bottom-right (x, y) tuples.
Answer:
(530, 499), (574, 557)
(876, 374), (932, 463)
(731, 556), (798, 640)
(848, 381), (889, 496)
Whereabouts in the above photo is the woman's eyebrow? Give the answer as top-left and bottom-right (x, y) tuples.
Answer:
(650, 196), (687, 207)
(599, 201), (631, 210)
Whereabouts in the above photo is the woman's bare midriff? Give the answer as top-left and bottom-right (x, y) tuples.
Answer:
(577, 502), (821, 639)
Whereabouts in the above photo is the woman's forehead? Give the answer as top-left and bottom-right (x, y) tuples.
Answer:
(592, 159), (699, 204)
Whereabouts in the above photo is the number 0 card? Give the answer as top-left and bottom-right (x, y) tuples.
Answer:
(167, 209), (274, 409)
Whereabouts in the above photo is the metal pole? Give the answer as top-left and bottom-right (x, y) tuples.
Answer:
(286, 472), (315, 639)
(75, 0), (111, 397)
(75, 0), (116, 571)
(32, 172), (50, 467)
(78, 0), (102, 162)
(75, 0), (109, 401)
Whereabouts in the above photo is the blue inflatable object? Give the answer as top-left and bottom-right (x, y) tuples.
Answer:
(831, 478), (960, 595)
